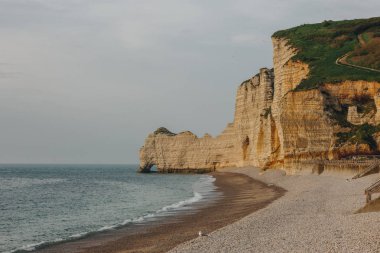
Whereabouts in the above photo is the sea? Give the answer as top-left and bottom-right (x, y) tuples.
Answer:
(0, 164), (217, 253)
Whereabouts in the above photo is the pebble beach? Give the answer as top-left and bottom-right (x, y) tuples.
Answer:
(171, 167), (380, 253)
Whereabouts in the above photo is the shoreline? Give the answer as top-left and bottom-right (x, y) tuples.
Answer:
(170, 167), (380, 253)
(33, 172), (284, 253)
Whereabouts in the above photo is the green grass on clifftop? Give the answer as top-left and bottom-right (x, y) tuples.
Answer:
(273, 17), (380, 90)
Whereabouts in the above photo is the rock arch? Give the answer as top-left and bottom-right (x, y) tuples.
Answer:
(139, 163), (157, 173)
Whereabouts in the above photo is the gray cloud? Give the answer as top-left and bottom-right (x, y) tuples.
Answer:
(0, 0), (379, 163)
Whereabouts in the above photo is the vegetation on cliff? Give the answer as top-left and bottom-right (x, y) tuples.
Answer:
(348, 30), (380, 70)
(323, 91), (380, 150)
(154, 127), (176, 136)
(336, 124), (380, 150)
(273, 17), (380, 90)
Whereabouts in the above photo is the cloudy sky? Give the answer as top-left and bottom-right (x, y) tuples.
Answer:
(0, 0), (379, 164)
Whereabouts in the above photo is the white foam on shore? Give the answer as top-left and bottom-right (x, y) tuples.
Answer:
(7, 241), (46, 253)
(69, 232), (89, 239)
(120, 175), (216, 225)
(7, 237), (67, 253)
(161, 192), (203, 212)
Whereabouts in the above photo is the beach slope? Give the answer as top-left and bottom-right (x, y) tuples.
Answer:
(171, 167), (380, 253)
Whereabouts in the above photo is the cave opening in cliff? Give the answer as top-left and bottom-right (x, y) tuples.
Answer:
(150, 165), (158, 173)
(140, 164), (158, 173)
(242, 136), (250, 160)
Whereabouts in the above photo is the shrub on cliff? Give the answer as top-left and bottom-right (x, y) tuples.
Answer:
(154, 127), (176, 136)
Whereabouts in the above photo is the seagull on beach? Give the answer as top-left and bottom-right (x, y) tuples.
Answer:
(198, 231), (207, 237)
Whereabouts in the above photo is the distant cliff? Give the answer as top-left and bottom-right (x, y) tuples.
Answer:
(139, 17), (380, 174)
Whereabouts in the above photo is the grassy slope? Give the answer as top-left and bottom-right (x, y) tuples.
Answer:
(273, 17), (380, 91)
(273, 18), (380, 151)
(347, 31), (380, 70)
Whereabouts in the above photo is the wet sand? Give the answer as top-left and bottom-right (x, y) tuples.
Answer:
(35, 172), (284, 253)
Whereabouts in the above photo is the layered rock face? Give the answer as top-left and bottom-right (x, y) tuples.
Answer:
(139, 38), (380, 174)
(270, 38), (334, 172)
(139, 68), (276, 172)
(322, 81), (380, 125)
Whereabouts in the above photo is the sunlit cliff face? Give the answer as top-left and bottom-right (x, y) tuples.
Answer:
(139, 32), (380, 174)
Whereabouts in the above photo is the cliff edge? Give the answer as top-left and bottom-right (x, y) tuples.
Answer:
(139, 17), (380, 174)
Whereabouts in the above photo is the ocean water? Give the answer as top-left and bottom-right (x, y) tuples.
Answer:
(0, 164), (216, 253)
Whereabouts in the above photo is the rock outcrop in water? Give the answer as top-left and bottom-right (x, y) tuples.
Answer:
(139, 18), (380, 174)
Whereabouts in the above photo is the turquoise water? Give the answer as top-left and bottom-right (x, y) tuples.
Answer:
(0, 164), (214, 253)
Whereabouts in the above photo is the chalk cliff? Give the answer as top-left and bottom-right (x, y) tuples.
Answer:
(139, 18), (380, 174)
(139, 67), (277, 173)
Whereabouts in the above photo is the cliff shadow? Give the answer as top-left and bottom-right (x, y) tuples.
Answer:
(242, 136), (250, 161)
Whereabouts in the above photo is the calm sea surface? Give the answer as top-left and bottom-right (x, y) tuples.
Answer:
(0, 164), (215, 253)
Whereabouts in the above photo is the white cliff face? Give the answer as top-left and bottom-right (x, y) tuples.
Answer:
(269, 37), (338, 172)
(233, 68), (276, 168)
(139, 38), (380, 174)
(139, 125), (238, 173)
(271, 38), (313, 168)
(278, 89), (336, 172)
(139, 68), (276, 172)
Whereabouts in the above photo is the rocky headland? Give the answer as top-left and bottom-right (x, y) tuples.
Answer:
(139, 17), (380, 174)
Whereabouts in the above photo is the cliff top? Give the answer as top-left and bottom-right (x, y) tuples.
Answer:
(273, 17), (380, 90)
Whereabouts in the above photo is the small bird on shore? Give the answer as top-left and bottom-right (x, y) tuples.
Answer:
(198, 231), (207, 237)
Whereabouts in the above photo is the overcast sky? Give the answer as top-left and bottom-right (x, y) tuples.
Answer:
(0, 0), (379, 164)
